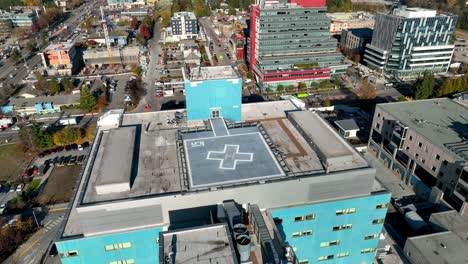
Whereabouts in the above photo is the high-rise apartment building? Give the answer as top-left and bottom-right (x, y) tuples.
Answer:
(247, 0), (347, 90)
(364, 6), (457, 80)
(368, 98), (468, 211)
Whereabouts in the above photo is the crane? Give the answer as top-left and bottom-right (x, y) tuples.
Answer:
(100, 6), (114, 66)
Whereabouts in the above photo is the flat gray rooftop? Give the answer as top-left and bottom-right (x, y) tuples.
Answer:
(182, 122), (285, 188)
(378, 98), (468, 161)
(92, 127), (135, 188)
(185, 66), (240, 81)
(406, 231), (468, 264)
(160, 224), (237, 264)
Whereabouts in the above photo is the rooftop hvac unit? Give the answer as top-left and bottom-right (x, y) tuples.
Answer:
(236, 234), (251, 262)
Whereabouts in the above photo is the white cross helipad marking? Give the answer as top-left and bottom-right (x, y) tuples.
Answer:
(206, 144), (253, 170)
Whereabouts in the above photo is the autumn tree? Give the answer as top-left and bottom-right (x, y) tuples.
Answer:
(85, 124), (96, 141)
(93, 96), (108, 112)
(358, 79), (376, 99)
(53, 127), (82, 146)
(22, 0), (41, 6)
(130, 16), (138, 30)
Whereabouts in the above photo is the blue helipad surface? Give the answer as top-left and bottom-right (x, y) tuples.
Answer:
(182, 122), (285, 188)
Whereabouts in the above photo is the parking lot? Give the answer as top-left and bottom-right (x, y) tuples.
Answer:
(106, 74), (133, 110)
(37, 163), (82, 205)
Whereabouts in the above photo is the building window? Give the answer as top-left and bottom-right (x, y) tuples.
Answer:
(298, 260), (309, 264)
(436, 154), (440, 160)
(336, 208), (356, 215)
(105, 242), (132, 251)
(409, 136), (413, 141)
(364, 234), (379, 240)
(442, 160), (448, 166)
(294, 216), (305, 222)
(317, 255), (334, 261)
(376, 123), (380, 129)
(62, 251), (79, 258)
(376, 203), (388, 209)
(438, 171), (444, 177)
(372, 218), (385, 225)
(110, 260), (135, 264)
(418, 142), (422, 147)
(305, 214), (316, 220)
(377, 113), (380, 118)
(432, 166), (437, 172)
(332, 224), (352, 231)
(361, 248), (376, 254)
(292, 230), (313, 238)
(320, 240), (340, 247)
(336, 252), (349, 258)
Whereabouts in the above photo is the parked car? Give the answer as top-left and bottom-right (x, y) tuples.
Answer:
(57, 156), (65, 166)
(16, 184), (24, 192)
(65, 145), (72, 151)
(77, 155), (84, 164)
(0, 203), (6, 214)
(63, 155), (72, 164)
(56, 146), (64, 152)
(78, 144), (84, 151)
(69, 156), (77, 165)
(82, 142), (89, 148)
(9, 185), (16, 192)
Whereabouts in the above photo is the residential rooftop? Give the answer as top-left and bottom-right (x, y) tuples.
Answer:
(377, 98), (468, 161)
(183, 65), (240, 82)
(44, 42), (75, 51)
(9, 93), (80, 107)
(159, 224), (237, 264)
(392, 6), (438, 18)
(172, 11), (196, 20)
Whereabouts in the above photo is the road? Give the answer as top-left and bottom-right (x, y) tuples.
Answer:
(5, 206), (67, 264)
(199, 17), (232, 66)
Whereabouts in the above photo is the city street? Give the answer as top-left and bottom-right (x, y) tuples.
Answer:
(199, 17), (232, 66)
(5, 205), (67, 264)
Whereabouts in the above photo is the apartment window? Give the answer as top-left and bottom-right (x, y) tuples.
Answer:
(361, 248), (376, 254)
(422, 159), (426, 164)
(292, 232), (302, 238)
(332, 224), (352, 231)
(432, 166), (437, 172)
(442, 160), (448, 166)
(317, 255), (334, 261)
(298, 260), (309, 264)
(364, 234), (379, 240)
(320, 240), (340, 247)
(436, 154), (440, 160)
(409, 136), (413, 141)
(305, 214), (316, 220)
(376, 203), (388, 209)
(372, 218), (385, 225)
(418, 142), (422, 147)
(336, 252), (349, 258)
(292, 230), (313, 238)
(294, 216), (305, 222)
(376, 123), (380, 129)
(336, 208), (356, 215)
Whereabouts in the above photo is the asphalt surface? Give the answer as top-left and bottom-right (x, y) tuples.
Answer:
(5, 205), (67, 264)
(199, 17), (232, 66)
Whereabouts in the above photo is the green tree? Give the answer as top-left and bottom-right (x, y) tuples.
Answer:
(228, 6), (236, 15)
(48, 78), (61, 94)
(414, 72), (435, 99)
(18, 124), (53, 153)
(276, 84), (284, 93)
(323, 99), (331, 107)
(286, 85), (295, 92)
(79, 86), (96, 113)
(61, 75), (74, 92)
(9, 49), (22, 63)
(265, 87), (272, 93)
(311, 82), (319, 89)
(298, 82), (307, 89)
(319, 80), (330, 89)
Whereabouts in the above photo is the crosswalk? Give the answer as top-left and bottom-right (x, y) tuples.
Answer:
(43, 215), (64, 233)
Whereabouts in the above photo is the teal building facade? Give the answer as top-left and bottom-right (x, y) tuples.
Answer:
(185, 78), (242, 122)
(55, 227), (163, 264)
(270, 192), (391, 264)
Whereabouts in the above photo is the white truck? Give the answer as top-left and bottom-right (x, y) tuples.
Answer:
(58, 117), (77, 126)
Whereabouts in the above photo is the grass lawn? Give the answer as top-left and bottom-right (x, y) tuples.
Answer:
(0, 144), (32, 183)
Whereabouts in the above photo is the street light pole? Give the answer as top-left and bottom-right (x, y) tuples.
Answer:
(32, 208), (40, 227)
